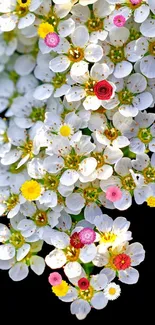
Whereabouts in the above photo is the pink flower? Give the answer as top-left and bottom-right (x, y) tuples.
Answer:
(129, 0), (142, 4)
(106, 186), (122, 202)
(44, 32), (60, 48)
(48, 272), (62, 286)
(79, 228), (96, 245)
(113, 15), (126, 27)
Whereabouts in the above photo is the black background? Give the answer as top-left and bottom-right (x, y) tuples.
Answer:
(0, 201), (154, 323)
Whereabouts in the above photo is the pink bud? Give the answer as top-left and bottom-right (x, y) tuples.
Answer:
(106, 186), (122, 202)
(113, 15), (126, 27)
(44, 32), (60, 48)
(48, 272), (62, 286)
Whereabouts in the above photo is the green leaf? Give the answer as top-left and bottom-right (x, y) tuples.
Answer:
(71, 212), (84, 222)
(82, 262), (94, 276)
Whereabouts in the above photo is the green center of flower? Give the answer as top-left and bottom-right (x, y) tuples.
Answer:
(85, 79), (96, 96)
(138, 128), (152, 144)
(79, 286), (94, 301)
(143, 166), (155, 183)
(129, 28), (141, 41)
(83, 187), (99, 203)
(6, 194), (19, 211)
(87, 17), (103, 32)
(110, 47), (124, 63)
(44, 174), (59, 190)
(68, 47), (84, 62)
(33, 211), (48, 227)
(52, 73), (67, 89)
(10, 231), (25, 248)
(121, 174), (136, 191)
(3, 31), (15, 42)
(29, 107), (45, 122)
(118, 89), (133, 105)
(66, 246), (80, 262)
(104, 128), (118, 141)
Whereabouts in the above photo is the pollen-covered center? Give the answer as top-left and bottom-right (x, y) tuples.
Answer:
(20, 140), (33, 159)
(64, 153), (80, 169)
(83, 187), (99, 203)
(146, 196), (155, 207)
(33, 211), (48, 227)
(29, 107), (45, 122)
(143, 166), (155, 183)
(92, 152), (105, 168)
(15, 0), (30, 16)
(44, 174), (59, 190)
(109, 287), (116, 295)
(129, 28), (141, 41)
(121, 174), (136, 191)
(6, 194), (19, 211)
(59, 125), (72, 137)
(138, 128), (152, 144)
(87, 17), (103, 32)
(10, 231), (25, 249)
(149, 42), (155, 56)
(68, 47), (84, 62)
(118, 89), (133, 105)
(79, 286), (94, 301)
(104, 128), (118, 141)
(100, 232), (117, 244)
(110, 47), (124, 63)
(52, 73), (66, 89)
(66, 246), (80, 262)
(85, 79), (97, 96)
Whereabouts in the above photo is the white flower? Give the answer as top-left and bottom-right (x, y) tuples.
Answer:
(134, 37), (155, 78)
(104, 282), (121, 300)
(93, 214), (132, 250)
(0, 76), (15, 113)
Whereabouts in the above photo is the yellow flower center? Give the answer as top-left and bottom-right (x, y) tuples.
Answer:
(118, 89), (133, 105)
(66, 246), (80, 262)
(146, 196), (155, 207)
(87, 17), (103, 32)
(104, 128), (118, 141)
(21, 180), (41, 201)
(121, 174), (136, 191)
(100, 232), (117, 244)
(83, 187), (99, 203)
(6, 194), (19, 211)
(109, 287), (116, 295)
(59, 125), (72, 137)
(33, 211), (48, 227)
(68, 47), (84, 62)
(10, 232), (25, 249)
(92, 152), (105, 169)
(38, 22), (54, 38)
(85, 79), (96, 96)
(64, 153), (80, 169)
(143, 166), (155, 183)
(44, 174), (59, 191)
(20, 140), (33, 159)
(110, 47), (124, 64)
(138, 128), (152, 144)
(149, 42), (155, 56)
(79, 286), (94, 301)
(52, 73), (66, 89)
(52, 281), (69, 297)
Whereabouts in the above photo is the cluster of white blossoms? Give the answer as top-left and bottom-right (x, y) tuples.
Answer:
(0, 0), (154, 319)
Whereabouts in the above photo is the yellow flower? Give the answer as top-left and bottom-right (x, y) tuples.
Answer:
(146, 196), (155, 207)
(21, 180), (41, 201)
(52, 281), (69, 297)
(17, 0), (31, 8)
(38, 22), (54, 38)
(59, 125), (72, 137)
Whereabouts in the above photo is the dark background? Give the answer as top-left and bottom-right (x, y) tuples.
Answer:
(0, 202), (154, 323)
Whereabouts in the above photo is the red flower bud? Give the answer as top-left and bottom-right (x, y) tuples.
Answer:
(94, 80), (113, 100)
(113, 253), (131, 270)
(78, 278), (90, 290)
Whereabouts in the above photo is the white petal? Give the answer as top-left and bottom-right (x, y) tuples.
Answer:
(60, 287), (78, 302)
(0, 244), (15, 260)
(58, 18), (75, 37)
(126, 242), (145, 266)
(84, 203), (102, 223)
(119, 267), (139, 284)
(94, 214), (113, 232)
(64, 261), (82, 278)
(140, 18), (155, 37)
(30, 256), (45, 275)
(0, 224), (10, 242)
(90, 273), (108, 290)
(100, 268), (116, 282)
(66, 193), (85, 211)
(49, 55), (70, 73)
(18, 13), (35, 29)
(79, 244), (97, 263)
(114, 190), (132, 211)
(91, 292), (108, 310)
(9, 262), (29, 281)
(71, 26), (89, 47)
(50, 230), (70, 249)
(43, 155), (64, 173)
(17, 244), (30, 261)
(79, 157), (97, 176)
(33, 84), (54, 100)
(134, 5), (149, 24)
(60, 169), (79, 186)
(71, 61), (88, 77)
(71, 299), (91, 320)
(84, 44), (103, 63)
(14, 55), (36, 76)
(114, 61), (132, 79)
(45, 249), (66, 269)
(140, 56), (155, 78)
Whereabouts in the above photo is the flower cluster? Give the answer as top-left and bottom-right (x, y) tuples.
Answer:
(0, 0), (153, 319)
